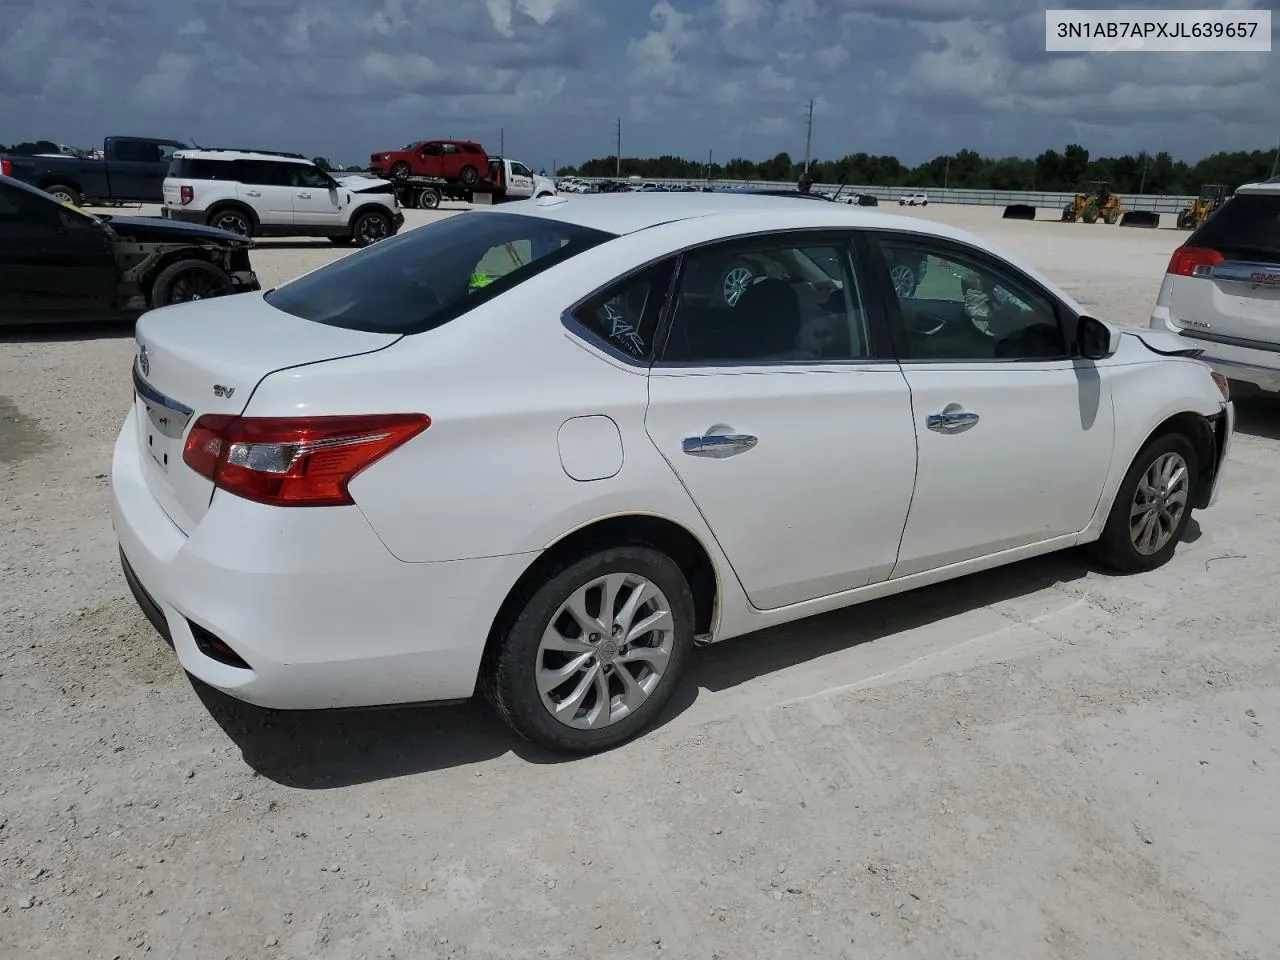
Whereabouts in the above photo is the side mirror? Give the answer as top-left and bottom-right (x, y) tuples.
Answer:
(1076, 315), (1119, 360)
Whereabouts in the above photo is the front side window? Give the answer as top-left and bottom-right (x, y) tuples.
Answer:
(874, 237), (1069, 361)
(264, 211), (616, 334)
(288, 165), (333, 189)
(660, 234), (874, 364)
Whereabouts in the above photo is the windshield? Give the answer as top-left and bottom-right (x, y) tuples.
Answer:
(263, 211), (616, 334)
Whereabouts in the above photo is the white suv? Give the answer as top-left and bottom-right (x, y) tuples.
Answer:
(899, 192), (929, 206)
(162, 150), (404, 247)
(1149, 181), (1280, 392)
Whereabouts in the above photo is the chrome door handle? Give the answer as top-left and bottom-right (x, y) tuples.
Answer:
(297, 192), (311, 199)
(245, 190), (262, 197)
(683, 432), (758, 458)
(926, 410), (979, 431)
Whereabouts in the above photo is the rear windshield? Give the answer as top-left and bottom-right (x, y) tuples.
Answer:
(263, 211), (616, 334)
(1190, 192), (1280, 261)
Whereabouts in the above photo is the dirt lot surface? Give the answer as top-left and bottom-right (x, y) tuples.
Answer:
(3, 202), (1278, 960)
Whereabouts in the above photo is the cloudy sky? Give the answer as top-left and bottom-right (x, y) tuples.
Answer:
(1, 0), (1276, 170)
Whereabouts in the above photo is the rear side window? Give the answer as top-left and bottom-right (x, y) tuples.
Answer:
(232, 160), (291, 186)
(263, 211), (616, 334)
(168, 157), (235, 180)
(1190, 193), (1280, 260)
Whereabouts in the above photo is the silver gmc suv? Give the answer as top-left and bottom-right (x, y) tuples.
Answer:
(1149, 180), (1280, 392)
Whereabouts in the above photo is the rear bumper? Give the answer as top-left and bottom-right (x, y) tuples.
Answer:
(1149, 306), (1280, 393)
(160, 206), (207, 226)
(109, 406), (535, 710)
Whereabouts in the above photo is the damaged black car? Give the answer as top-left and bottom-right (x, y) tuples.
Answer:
(0, 175), (258, 325)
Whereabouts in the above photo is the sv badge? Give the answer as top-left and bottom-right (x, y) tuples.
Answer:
(213, 384), (236, 398)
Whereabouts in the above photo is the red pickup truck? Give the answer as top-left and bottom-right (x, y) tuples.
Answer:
(368, 140), (489, 185)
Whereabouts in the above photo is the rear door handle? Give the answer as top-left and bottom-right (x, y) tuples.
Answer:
(926, 410), (979, 431)
(245, 190), (262, 197)
(683, 432), (758, 458)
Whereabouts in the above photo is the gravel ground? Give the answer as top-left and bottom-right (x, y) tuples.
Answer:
(2, 202), (1279, 960)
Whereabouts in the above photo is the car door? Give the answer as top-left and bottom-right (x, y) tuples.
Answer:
(864, 230), (1115, 579)
(286, 163), (345, 228)
(418, 143), (444, 178)
(231, 160), (295, 226)
(505, 161), (535, 199)
(0, 180), (119, 320)
(643, 230), (918, 610)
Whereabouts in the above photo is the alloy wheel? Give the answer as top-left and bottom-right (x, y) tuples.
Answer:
(536, 572), (675, 731)
(1129, 451), (1189, 555)
(722, 265), (756, 306)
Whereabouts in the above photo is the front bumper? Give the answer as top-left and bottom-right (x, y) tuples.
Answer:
(230, 269), (260, 293)
(109, 406), (534, 711)
(1204, 400), (1234, 510)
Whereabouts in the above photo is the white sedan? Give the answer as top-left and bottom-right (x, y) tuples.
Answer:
(111, 192), (1234, 754)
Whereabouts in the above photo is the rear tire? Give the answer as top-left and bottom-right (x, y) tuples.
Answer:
(208, 207), (253, 238)
(459, 164), (479, 186)
(1087, 432), (1198, 574)
(419, 188), (440, 209)
(46, 184), (83, 207)
(483, 546), (694, 755)
(149, 259), (235, 308)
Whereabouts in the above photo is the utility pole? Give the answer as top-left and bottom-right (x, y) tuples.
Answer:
(1271, 135), (1279, 179)
(803, 98), (814, 174)
(944, 156), (950, 189)
(707, 147), (713, 186)
(615, 117), (622, 178)
(1139, 154), (1151, 193)
(499, 127), (504, 156)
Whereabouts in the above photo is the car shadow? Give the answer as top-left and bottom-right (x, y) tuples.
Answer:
(0, 319), (136, 343)
(1231, 391), (1280, 441)
(250, 240), (352, 251)
(201, 550), (1092, 789)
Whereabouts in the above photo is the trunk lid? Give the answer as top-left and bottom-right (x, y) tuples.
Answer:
(131, 292), (399, 533)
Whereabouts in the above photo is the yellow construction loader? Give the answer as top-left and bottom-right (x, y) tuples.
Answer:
(1176, 184), (1228, 229)
(1061, 181), (1125, 224)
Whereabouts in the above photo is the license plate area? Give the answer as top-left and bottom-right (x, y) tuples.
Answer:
(132, 363), (195, 477)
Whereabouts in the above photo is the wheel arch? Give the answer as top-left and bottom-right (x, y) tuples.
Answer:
(38, 178), (83, 196)
(206, 200), (259, 231)
(347, 201), (393, 229)
(139, 248), (222, 299)
(480, 513), (721, 677)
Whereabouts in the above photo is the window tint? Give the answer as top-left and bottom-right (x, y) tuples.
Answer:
(168, 157), (235, 180)
(232, 160), (290, 186)
(112, 140), (162, 163)
(264, 211), (615, 334)
(877, 239), (1069, 361)
(422, 143), (442, 155)
(570, 261), (675, 362)
(442, 143), (459, 154)
(661, 236), (872, 363)
(1189, 193), (1280, 260)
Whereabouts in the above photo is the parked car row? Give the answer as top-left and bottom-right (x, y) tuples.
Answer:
(0, 172), (259, 324)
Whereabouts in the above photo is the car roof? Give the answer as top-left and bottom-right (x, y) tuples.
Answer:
(172, 150), (307, 164)
(1233, 181), (1280, 195)
(496, 190), (951, 237)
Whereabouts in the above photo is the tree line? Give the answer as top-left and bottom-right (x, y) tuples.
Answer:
(561, 143), (1279, 195)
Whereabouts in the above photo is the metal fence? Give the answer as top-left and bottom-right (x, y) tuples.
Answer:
(341, 169), (1197, 213)
(561, 177), (1197, 213)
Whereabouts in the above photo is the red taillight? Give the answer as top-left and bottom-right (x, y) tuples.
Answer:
(1, 158), (11, 177)
(182, 413), (430, 507)
(179, 184), (193, 205)
(1168, 246), (1223, 277)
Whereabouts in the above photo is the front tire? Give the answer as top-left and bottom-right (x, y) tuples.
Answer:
(484, 546), (695, 754)
(1088, 432), (1198, 573)
(149, 259), (234, 307)
(351, 208), (392, 247)
(390, 161), (411, 180)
